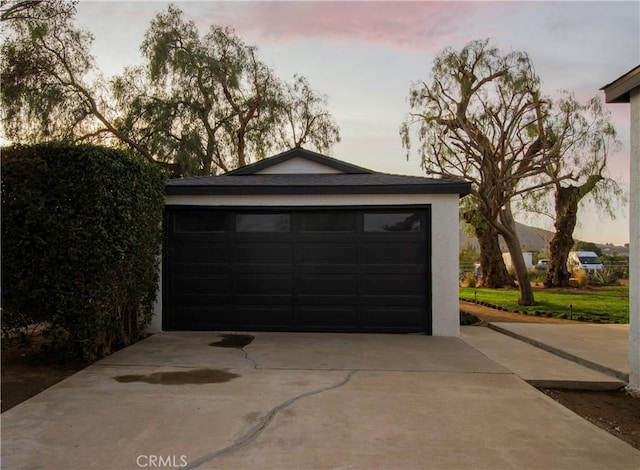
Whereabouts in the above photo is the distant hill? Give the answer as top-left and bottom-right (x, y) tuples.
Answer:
(459, 221), (554, 253)
(459, 222), (629, 255)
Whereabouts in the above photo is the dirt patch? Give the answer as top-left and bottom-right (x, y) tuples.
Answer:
(540, 388), (640, 450)
(460, 301), (579, 324)
(209, 334), (254, 348)
(114, 368), (240, 385)
(1, 340), (88, 412)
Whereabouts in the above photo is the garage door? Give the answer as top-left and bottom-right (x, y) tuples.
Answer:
(163, 207), (431, 333)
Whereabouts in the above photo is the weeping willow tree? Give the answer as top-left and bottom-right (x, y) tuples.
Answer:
(2, 3), (340, 175)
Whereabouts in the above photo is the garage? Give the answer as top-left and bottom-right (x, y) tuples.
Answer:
(157, 148), (470, 335)
(165, 207), (428, 332)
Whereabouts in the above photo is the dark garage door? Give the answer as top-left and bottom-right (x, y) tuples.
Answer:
(164, 207), (431, 333)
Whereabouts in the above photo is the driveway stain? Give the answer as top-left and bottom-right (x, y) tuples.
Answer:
(209, 334), (254, 348)
(114, 368), (240, 385)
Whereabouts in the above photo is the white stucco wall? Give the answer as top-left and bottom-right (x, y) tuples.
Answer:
(427, 195), (461, 336)
(629, 87), (640, 392)
(255, 158), (343, 174)
(151, 193), (462, 336)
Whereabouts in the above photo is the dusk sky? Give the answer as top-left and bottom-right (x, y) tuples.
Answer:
(74, 1), (639, 245)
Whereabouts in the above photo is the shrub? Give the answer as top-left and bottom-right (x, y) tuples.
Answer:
(463, 272), (477, 288)
(589, 267), (619, 286)
(1, 143), (166, 360)
(574, 270), (589, 287)
(528, 270), (546, 285)
(460, 311), (481, 325)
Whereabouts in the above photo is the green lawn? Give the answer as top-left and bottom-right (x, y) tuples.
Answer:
(460, 286), (629, 323)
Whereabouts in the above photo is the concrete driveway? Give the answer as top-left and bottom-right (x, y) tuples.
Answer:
(2, 332), (639, 469)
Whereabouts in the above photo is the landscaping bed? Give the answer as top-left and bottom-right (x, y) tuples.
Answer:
(460, 286), (629, 323)
(1, 339), (88, 413)
(539, 388), (640, 451)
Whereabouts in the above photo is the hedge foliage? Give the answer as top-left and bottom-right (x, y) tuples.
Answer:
(1, 143), (166, 360)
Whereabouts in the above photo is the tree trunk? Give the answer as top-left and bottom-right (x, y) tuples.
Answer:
(463, 208), (513, 288)
(545, 186), (578, 287)
(475, 223), (513, 287)
(545, 176), (603, 287)
(499, 204), (535, 305)
(237, 128), (246, 168)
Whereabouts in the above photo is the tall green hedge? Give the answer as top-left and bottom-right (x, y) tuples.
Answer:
(1, 143), (166, 360)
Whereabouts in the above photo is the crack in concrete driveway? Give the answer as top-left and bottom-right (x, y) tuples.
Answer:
(241, 346), (258, 369)
(185, 370), (357, 469)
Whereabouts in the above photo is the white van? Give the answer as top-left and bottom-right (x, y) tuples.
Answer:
(568, 251), (604, 274)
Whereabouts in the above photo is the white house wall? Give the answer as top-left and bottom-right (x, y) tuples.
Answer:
(254, 157), (344, 174)
(629, 87), (640, 392)
(152, 193), (462, 336)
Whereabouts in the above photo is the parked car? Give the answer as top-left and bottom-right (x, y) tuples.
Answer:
(534, 259), (549, 271)
(568, 251), (604, 274)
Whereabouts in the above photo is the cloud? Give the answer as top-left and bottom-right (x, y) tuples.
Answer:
(189, 1), (480, 53)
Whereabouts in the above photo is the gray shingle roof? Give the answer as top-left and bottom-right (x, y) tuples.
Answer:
(166, 173), (471, 196)
(166, 148), (471, 196)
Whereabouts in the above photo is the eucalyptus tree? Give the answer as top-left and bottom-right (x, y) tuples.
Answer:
(401, 39), (565, 305)
(522, 92), (623, 287)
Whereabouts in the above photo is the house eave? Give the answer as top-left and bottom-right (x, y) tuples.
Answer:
(166, 183), (472, 197)
(226, 148), (373, 175)
(601, 64), (640, 104)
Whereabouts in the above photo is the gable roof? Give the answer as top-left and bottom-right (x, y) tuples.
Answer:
(226, 148), (373, 175)
(166, 148), (472, 196)
(601, 64), (640, 103)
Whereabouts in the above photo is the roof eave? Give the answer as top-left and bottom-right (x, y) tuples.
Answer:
(226, 148), (374, 175)
(600, 64), (640, 104)
(166, 183), (472, 197)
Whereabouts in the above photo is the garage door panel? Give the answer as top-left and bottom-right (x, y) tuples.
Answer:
(232, 265), (293, 274)
(235, 275), (292, 294)
(297, 265), (358, 275)
(235, 306), (293, 326)
(235, 243), (292, 263)
(362, 275), (425, 295)
(360, 295), (424, 306)
(297, 243), (357, 264)
(236, 295), (293, 306)
(169, 294), (232, 306)
(169, 265), (232, 276)
(297, 275), (357, 295)
(297, 306), (358, 327)
(360, 306), (424, 328)
(298, 295), (359, 306)
(360, 265), (424, 275)
(361, 243), (425, 264)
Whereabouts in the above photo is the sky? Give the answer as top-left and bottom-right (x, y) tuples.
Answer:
(74, 0), (639, 245)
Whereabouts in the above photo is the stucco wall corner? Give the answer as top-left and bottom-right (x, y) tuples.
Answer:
(628, 88), (640, 389)
(429, 196), (461, 337)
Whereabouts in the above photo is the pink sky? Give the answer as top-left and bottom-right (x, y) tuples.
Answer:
(76, 0), (638, 244)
